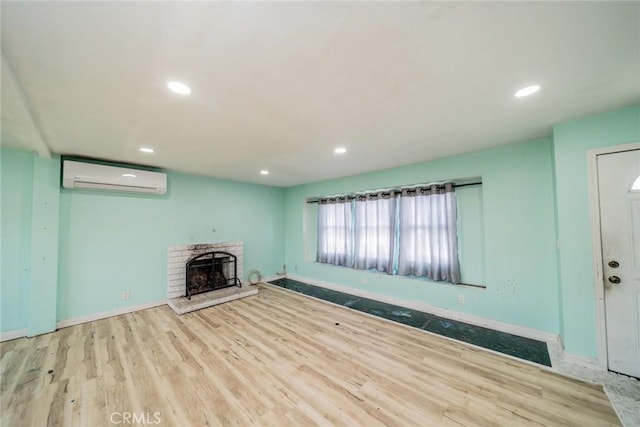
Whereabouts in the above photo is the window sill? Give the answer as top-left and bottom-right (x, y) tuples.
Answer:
(312, 261), (486, 289)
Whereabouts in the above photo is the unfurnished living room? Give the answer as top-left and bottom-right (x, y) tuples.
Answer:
(1, 1), (639, 426)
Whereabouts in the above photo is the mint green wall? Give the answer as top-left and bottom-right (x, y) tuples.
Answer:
(57, 170), (285, 321)
(552, 105), (640, 357)
(1, 149), (60, 335)
(456, 185), (485, 285)
(28, 155), (60, 335)
(1, 149), (34, 332)
(284, 137), (560, 334)
(1, 146), (284, 331)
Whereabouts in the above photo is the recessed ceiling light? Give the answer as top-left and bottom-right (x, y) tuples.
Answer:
(514, 85), (540, 98)
(122, 173), (136, 178)
(167, 81), (191, 95)
(334, 147), (347, 154)
(260, 170), (270, 175)
(139, 147), (154, 153)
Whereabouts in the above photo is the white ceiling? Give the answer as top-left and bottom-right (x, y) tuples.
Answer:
(2, 2), (639, 187)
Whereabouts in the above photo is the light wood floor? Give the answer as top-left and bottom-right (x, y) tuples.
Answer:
(1, 284), (620, 426)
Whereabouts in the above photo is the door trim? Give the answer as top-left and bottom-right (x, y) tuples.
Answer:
(586, 141), (640, 371)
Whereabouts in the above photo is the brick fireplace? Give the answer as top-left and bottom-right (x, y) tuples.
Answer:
(167, 241), (257, 314)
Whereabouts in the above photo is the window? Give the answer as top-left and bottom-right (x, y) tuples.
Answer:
(353, 193), (397, 273)
(315, 183), (462, 283)
(316, 198), (353, 266)
(397, 184), (460, 283)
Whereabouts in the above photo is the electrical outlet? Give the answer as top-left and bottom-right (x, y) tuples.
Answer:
(122, 291), (130, 300)
(457, 294), (465, 304)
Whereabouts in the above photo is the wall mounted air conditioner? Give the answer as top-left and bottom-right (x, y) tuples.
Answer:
(62, 160), (167, 195)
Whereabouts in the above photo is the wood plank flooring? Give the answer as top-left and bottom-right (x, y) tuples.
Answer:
(1, 284), (620, 426)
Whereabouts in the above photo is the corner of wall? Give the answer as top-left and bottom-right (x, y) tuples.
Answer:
(27, 154), (61, 336)
(551, 104), (640, 358)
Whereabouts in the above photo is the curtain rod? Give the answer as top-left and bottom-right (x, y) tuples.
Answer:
(306, 181), (482, 204)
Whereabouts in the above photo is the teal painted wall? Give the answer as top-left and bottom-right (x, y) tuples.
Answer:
(1, 149), (34, 332)
(28, 155), (61, 335)
(1, 149), (60, 335)
(57, 170), (285, 321)
(284, 137), (560, 334)
(1, 146), (284, 331)
(552, 104), (640, 357)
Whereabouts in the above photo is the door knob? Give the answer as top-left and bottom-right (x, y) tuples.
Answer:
(608, 260), (619, 268)
(608, 275), (621, 284)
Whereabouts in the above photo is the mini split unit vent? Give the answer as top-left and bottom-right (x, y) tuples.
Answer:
(62, 160), (167, 195)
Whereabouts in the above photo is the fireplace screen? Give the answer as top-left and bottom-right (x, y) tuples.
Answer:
(185, 251), (241, 299)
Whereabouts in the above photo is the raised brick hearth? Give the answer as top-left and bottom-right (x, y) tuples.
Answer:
(167, 241), (257, 314)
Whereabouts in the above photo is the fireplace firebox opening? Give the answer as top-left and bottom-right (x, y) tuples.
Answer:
(185, 251), (241, 299)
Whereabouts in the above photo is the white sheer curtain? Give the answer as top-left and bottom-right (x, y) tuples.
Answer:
(316, 198), (353, 266)
(397, 183), (461, 283)
(353, 192), (397, 273)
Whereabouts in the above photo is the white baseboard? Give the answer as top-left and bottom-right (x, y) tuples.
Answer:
(0, 328), (27, 342)
(261, 273), (285, 283)
(562, 351), (601, 370)
(56, 300), (167, 329)
(286, 274), (560, 344)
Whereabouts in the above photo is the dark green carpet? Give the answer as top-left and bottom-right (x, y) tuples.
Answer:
(268, 278), (551, 367)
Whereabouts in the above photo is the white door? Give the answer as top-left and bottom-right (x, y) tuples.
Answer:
(598, 148), (640, 378)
